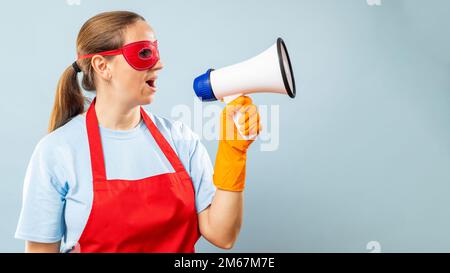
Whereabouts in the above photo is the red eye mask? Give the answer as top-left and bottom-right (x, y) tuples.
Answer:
(77, 40), (160, 71)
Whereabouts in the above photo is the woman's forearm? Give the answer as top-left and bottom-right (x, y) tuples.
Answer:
(25, 241), (60, 253)
(204, 189), (243, 249)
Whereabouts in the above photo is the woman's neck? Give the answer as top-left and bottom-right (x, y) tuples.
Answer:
(90, 95), (141, 131)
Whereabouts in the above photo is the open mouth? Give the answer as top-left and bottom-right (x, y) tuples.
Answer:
(146, 79), (156, 88)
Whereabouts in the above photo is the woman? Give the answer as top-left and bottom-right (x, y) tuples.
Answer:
(15, 11), (261, 253)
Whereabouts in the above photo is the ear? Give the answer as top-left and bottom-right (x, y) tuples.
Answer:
(90, 55), (112, 81)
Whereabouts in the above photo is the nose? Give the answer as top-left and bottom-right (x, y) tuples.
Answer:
(152, 59), (164, 71)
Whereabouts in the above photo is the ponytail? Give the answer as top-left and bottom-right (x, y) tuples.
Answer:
(47, 11), (146, 133)
(48, 64), (85, 132)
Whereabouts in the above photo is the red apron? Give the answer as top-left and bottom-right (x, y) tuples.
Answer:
(77, 98), (200, 253)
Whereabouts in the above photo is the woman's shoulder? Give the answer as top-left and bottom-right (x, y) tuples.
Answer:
(35, 115), (86, 155)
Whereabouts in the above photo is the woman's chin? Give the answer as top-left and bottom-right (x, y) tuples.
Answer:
(141, 92), (156, 104)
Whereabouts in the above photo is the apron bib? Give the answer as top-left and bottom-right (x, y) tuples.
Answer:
(76, 98), (200, 252)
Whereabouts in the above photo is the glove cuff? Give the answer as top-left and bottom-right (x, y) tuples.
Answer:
(213, 140), (248, 191)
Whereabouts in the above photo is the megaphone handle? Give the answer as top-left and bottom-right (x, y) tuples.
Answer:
(221, 93), (242, 104)
(222, 94), (257, 140)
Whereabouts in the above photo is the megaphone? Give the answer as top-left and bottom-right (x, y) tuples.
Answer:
(193, 37), (296, 139)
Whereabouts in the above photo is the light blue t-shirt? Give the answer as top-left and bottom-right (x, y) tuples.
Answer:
(15, 109), (216, 252)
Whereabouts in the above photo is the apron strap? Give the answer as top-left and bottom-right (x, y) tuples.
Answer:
(86, 97), (190, 182)
(140, 106), (191, 180)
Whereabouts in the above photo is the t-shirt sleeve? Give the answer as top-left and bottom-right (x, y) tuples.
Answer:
(15, 137), (67, 243)
(170, 121), (217, 214)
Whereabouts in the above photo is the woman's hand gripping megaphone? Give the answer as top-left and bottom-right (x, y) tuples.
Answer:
(221, 95), (262, 144)
(212, 95), (263, 192)
(221, 94), (261, 140)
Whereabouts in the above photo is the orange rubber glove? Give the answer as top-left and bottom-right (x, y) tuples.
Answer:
(213, 96), (262, 192)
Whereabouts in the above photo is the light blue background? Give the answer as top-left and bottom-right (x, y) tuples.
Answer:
(1, 0), (449, 252)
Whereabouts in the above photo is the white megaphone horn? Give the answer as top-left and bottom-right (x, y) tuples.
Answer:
(193, 37), (296, 139)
